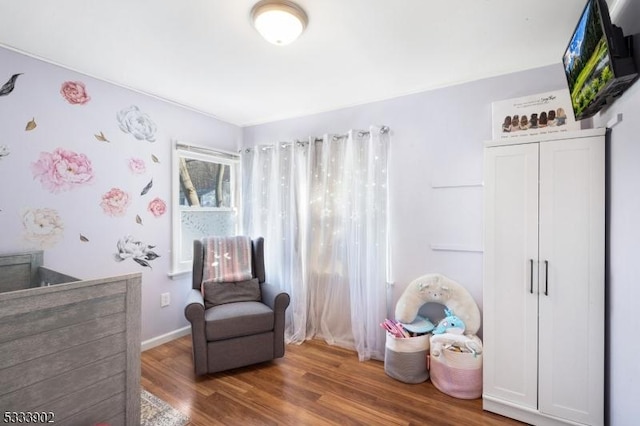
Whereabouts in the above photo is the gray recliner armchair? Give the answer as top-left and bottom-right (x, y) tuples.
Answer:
(184, 236), (290, 375)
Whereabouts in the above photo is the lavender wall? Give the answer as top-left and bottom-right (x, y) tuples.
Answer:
(244, 62), (640, 423)
(0, 46), (241, 342)
(243, 64), (569, 314)
(591, 1), (640, 423)
(593, 81), (640, 426)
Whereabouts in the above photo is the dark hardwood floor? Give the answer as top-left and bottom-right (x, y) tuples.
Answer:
(141, 335), (524, 425)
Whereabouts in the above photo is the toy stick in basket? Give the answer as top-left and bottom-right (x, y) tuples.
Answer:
(380, 319), (409, 338)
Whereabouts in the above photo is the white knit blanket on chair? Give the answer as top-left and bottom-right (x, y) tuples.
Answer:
(202, 236), (253, 283)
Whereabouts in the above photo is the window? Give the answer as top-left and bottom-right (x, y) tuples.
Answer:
(170, 142), (240, 276)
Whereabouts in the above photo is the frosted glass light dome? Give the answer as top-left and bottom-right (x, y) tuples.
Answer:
(251, 0), (308, 46)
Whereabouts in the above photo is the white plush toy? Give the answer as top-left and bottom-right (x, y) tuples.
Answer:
(430, 333), (483, 357)
(395, 274), (481, 336)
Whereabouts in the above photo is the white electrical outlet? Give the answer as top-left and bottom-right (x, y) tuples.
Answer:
(160, 292), (170, 307)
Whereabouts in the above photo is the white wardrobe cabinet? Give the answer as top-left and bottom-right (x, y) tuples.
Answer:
(482, 128), (605, 426)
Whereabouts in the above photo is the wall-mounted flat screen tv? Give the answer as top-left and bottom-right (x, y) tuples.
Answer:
(563, 0), (638, 120)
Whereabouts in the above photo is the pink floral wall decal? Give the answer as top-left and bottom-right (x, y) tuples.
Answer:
(147, 197), (167, 217)
(114, 235), (159, 268)
(117, 105), (157, 142)
(31, 148), (94, 193)
(128, 157), (146, 175)
(60, 81), (91, 105)
(22, 207), (64, 248)
(100, 188), (131, 217)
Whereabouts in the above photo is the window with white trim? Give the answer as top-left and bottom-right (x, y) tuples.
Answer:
(170, 142), (240, 276)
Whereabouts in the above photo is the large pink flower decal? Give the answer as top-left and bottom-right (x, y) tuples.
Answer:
(60, 81), (91, 105)
(22, 207), (64, 248)
(147, 197), (167, 217)
(31, 148), (94, 193)
(100, 188), (131, 217)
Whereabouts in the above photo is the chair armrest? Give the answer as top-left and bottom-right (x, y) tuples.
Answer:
(261, 282), (290, 313)
(184, 288), (208, 376)
(261, 282), (290, 358)
(184, 289), (205, 323)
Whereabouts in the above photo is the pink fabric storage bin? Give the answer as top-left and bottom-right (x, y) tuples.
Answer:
(429, 349), (482, 399)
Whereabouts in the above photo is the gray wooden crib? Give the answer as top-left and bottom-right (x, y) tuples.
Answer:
(0, 251), (142, 426)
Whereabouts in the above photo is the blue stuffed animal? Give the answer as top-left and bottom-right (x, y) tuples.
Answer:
(432, 308), (466, 335)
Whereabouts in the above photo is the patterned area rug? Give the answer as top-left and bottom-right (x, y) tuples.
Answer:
(141, 389), (190, 426)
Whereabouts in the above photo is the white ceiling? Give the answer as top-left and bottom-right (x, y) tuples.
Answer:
(0, 0), (621, 126)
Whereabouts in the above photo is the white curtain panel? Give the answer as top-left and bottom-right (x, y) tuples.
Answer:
(242, 126), (389, 361)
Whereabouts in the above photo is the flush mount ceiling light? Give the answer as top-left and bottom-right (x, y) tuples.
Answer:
(251, 0), (308, 46)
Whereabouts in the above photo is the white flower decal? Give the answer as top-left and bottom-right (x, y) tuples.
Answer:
(116, 105), (157, 142)
(22, 208), (64, 248)
(114, 235), (160, 268)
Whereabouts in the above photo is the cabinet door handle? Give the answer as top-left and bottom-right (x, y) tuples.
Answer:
(544, 260), (549, 296)
(529, 259), (534, 294)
